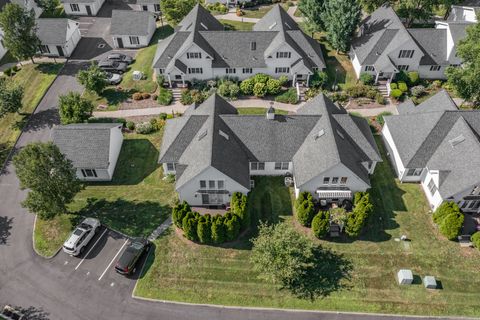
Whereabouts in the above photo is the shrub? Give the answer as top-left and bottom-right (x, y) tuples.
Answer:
(310, 71), (329, 88)
(197, 215), (212, 244)
(395, 70), (409, 83)
(398, 81), (408, 92)
(253, 73), (270, 84)
(390, 89), (403, 99)
(375, 111), (392, 126)
(156, 75), (165, 87)
(266, 78), (281, 95)
(240, 78), (255, 95)
(359, 72), (374, 85)
(278, 75), (289, 86)
(172, 201), (191, 228)
(472, 232), (480, 250)
(345, 84), (370, 98)
(180, 89), (193, 105)
(142, 92), (151, 99)
(312, 211), (330, 239)
(439, 212), (464, 240)
(296, 198), (316, 227)
(389, 82), (397, 90)
(231, 192), (249, 230)
(211, 216), (226, 244)
(407, 71), (419, 86)
(135, 122), (154, 134)
(432, 80), (443, 89)
(224, 212), (241, 242)
(4, 68), (12, 76)
(253, 82), (267, 97)
(132, 92), (143, 100)
(375, 93), (385, 104)
(330, 91), (349, 102)
(296, 191), (313, 209)
(150, 118), (164, 131)
(126, 121), (135, 130)
(433, 201), (460, 224)
(159, 113), (167, 120)
(345, 192), (373, 237)
(157, 87), (173, 106)
(190, 89), (206, 104)
(411, 85), (426, 98)
(366, 88), (378, 99)
(182, 211), (199, 241)
(218, 81), (240, 99)
(275, 88), (298, 104)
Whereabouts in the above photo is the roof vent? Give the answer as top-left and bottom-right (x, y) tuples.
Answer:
(269, 22), (277, 30)
(314, 129), (325, 140)
(449, 134), (465, 147)
(186, 22), (193, 30)
(200, 22), (208, 30)
(336, 129), (345, 139)
(219, 130), (229, 140)
(285, 22), (292, 29)
(251, 41), (256, 51)
(198, 129), (208, 141)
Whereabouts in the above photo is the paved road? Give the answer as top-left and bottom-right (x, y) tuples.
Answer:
(0, 62), (461, 320)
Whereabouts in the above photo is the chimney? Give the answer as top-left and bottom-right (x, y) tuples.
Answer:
(266, 103), (275, 120)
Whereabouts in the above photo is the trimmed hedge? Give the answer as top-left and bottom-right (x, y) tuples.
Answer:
(296, 193), (316, 227)
(172, 201), (191, 227)
(312, 211), (330, 239)
(433, 201), (463, 240)
(472, 232), (480, 250)
(345, 192), (373, 237)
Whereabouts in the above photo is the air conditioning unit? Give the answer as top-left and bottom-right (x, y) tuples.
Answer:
(284, 176), (293, 187)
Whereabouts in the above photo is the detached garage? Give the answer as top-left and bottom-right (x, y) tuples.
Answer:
(36, 18), (81, 58)
(110, 10), (156, 49)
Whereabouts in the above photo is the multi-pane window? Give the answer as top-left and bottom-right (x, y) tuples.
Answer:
(397, 65), (409, 71)
(332, 177), (339, 184)
(81, 169), (97, 178)
(364, 65), (375, 72)
(274, 162), (289, 170)
(323, 177), (330, 184)
(39, 45), (50, 54)
(158, 69), (165, 74)
(200, 180), (206, 189)
(166, 163), (175, 171)
(217, 180), (225, 189)
(226, 68), (236, 74)
(340, 177), (348, 184)
(154, 4), (160, 11)
(406, 168), (422, 176)
(242, 68), (252, 74)
(188, 68), (203, 74)
(276, 52), (291, 58)
(187, 52), (202, 59)
(70, 3), (80, 11)
(209, 180), (215, 189)
(129, 36), (140, 45)
(427, 179), (437, 195)
(275, 67), (290, 74)
(250, 162), (265, 170)
(398, 50), (414, 58)
(430, 65), (441, 71)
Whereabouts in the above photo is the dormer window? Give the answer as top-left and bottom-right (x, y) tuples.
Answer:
(276, 52), (291, 59)
(187, 52), (202, 59)
(398, 50), (414, 58)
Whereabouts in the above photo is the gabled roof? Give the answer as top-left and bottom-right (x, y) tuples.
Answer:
(384, 91), (480, 198)
(52, 123), (121, 169)
(397, 90), (458, 115)
(253, 4), (299, 32)
(408, 28), (448, 65)
(110, 10), (155, 36)
(177, 3), (224, 32)
(36, 19), (76, 45)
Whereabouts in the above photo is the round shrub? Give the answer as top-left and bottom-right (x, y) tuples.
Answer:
(275, 88), (298, 104)
(359, 72), (374, 85)
(389, 82), (397, 90)
(182, 211), (199, 241)
(211, 216), (226, 244)
(345, 84), (369, 98)
(390, 89), (403, 99)
(296, 199), (316, 227)
(407, 71), (419, 86)
(433, 201), (460, 224)
(253, 73), (270, 84)
(366, 88), (378, 99)
(132, 92), (143, 100)
(439, 212), (464, 240)
(375, 93), (385, 104)
(253, 82), (267, 97)
(310, 71), (329, 89)
(240, 78), (255, 95)
(191, 89), (206, 104)
(228, 83), (240, 99)
(172, 201), (191, 228)
(157, 87), (173, 106)
(159, 113), (167, 120)
(411, 85), (426, 98)
(126, 121), (135, 130)
(266, 78), (281, 95)
(197, 215), (212, 244)
(218, 82), (231, 97)
(472, 232), (480, 250)
(398, 82), (408, 92)
(135, 122), (154, 134)
(312, 211), (330, 239)
(395, 70), (409, 83)
(278, 75), (289, 86)
(296, 191), (313, 209)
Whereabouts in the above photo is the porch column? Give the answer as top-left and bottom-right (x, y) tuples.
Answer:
(167, 74), (172, 88)
(182, 74), (185, 87)
(389, 72), (395, 82)
(306, 73), (311, 87)
(292, 73), (297, 87)
(375, 72), (380, 84)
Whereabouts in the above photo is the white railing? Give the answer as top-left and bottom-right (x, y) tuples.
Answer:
(386, 80), (392, 96)
(296, 82), (301, 99)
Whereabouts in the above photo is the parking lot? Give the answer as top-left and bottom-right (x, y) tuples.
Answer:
(48, 226), (150, 296)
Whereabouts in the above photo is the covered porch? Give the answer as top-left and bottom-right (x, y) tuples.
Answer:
(315, 186), (353, 205)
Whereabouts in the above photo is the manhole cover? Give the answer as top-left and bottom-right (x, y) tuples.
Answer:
(97, 43), (106, 48)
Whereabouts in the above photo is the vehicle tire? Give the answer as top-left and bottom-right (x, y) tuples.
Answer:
(80, 246), (86, 254)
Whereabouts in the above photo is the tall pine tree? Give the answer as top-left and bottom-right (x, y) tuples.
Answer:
(298, 0), (326, 33)
(321, 0), (361, 53)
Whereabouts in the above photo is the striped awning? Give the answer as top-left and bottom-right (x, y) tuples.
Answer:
(316, 189), (352, 199)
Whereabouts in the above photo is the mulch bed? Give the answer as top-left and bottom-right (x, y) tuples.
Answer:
(119, 98), (158, 110)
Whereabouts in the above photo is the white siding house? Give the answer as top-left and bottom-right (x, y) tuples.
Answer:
(36, 19), (81, 58)
(52, 123), (124, 182)
(133, 0), (161, 16)
(448, 1), (479, 22)
(110, 10), (156, 49)
(61, 0), (105, 16)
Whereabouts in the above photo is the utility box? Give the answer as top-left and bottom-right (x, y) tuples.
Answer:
(424, 276), (437, 289)
(397, 269), (413, 285)
(132, 71), (143, 81)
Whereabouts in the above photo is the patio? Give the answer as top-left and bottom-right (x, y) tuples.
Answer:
(192, 206), (229, 216)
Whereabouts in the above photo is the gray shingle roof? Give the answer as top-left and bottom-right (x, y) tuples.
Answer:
(36, 19), (74, 45)
(253, 4), (299, 32)
(177, 3), (224, 32)
(384, 91), (480, 198)
(110, 10), (155, 36)
(52, 123), (121, 169)
(160, 93), (380, 191)
(408, 28), (448, 65)
(397, 90), (458, 115)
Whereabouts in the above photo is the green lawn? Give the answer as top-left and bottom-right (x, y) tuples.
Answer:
(0, 63), (63, 167)
(219, 19), (255, 31)
(237, 107), (288, 115)
(33, 130), (176, 256)
(135, 136), (480, 317)
(242, 3), (291, 19)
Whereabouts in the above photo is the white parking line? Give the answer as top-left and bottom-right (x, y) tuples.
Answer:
(74, 228), (108, 271)
(98, 239), (129, 281)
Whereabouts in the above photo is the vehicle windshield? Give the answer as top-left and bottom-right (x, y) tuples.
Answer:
(73, 228), (83, 236)
(131, 242), (144, 250)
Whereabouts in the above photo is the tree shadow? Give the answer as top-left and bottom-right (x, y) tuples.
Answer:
(35, 63), (63, 75)
(16, 306), (50, 320)
(0, 216), (13, 245)
(75, 198), (171, 237)
(285, 246), (353, 300)
(22, 108), (60, 133)
(102, 88), (134, 106)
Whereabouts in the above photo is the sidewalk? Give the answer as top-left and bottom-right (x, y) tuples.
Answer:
(214, 13), (259, 23)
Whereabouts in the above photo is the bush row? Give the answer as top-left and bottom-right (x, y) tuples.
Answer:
(432, 202), (464, 240)
(344, 191), (373, 237)
(172, 192), (249, 244)
(240, 74), (288, 97)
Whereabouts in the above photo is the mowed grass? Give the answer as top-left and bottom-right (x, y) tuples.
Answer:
(0, 63), (63, 166)
(33, 130), (176, 256)
(237, 107), (288, 115)
(219, 19), (255, 31)
(242, 3), (290, 18)
(135, 136), (480, 317)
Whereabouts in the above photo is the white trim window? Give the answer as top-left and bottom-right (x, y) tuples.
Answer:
(217, 180), (225, 189)
(242, 68), (252, 74)
(427, 179), (437, 195)
(226, 68), (236, 74)
(332, 177), (339, 184)
(158, 68), (165, 74)
(166, 162), (175, 171)
(250, 162), (265, 171)
(364, 65), (375, 72)
(340, 177), (348, 184)
(200, 180), (206, 189)
(187, 52), (202, 59)
(129, 36), (140, 45)
(276, 52), (291, 58)
(39, 45), (50, 54)
(274, 162), (289, 170)
(70, 3), (80, 11)
(154, 3), (160, 11)
(209, 180), (215, 189)
(275, 67), (290, 74)
(398, 50), (414, 58)
(406, 168), (422, 176)
(397, 65), (409, 71)
(81, 169), (97, 178)
(429, 65), (441, 71)
(323, 177), (330, 184)
(188, 67), (203, 74)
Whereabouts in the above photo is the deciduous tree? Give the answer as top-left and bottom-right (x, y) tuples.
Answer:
(77, 63), (108, 95)
(161, 0), (196, 26)
(298, 0), (326, 32)
(0, 78), (24, 118)
(397, 0), (439, 27)
(58, 92), (94, 124)
(13, 142), (82, 220)
(321, 0), (361, 53)
(37, 0), (60, 16)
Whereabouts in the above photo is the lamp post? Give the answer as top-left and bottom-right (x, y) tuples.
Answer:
(332, 67), (338, 92)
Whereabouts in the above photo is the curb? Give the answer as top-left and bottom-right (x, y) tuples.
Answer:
(31, 215), (63, 260)
(130, 294), (477, 320)
(0, 61), (67, 174)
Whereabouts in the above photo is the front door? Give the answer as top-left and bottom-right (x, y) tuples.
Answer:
(56, 46), (64, 57)
(85, 5), (92, 15)
(201, 194), (209, 205)
(117, 38), (124, 49)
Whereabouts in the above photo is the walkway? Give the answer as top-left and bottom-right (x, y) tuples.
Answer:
(214, 13), (259, 23)
(345, 101), (399, 117)
(0, 57), (68, 74)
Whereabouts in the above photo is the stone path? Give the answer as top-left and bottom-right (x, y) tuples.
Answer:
(148, 216), (172, 241)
